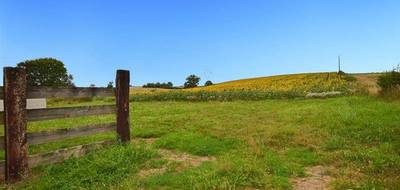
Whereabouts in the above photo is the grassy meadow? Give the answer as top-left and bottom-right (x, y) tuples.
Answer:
(0, 72), (397, 189)
(4, 95), (399, 189)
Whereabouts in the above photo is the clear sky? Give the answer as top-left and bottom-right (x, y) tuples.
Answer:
(1, 0), (399, 86)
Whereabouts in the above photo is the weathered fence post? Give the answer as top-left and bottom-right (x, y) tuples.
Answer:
(116, 70), (130, 142)
(3, 67), (29, 182)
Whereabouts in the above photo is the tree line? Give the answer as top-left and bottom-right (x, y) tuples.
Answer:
(142, 74), (213, 89)
(13, 58), (214, 89)
(143, 82), (174, 89)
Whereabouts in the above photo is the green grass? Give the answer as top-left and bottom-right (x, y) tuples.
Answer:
(4, 96), (400, 189)
(19, 143), (158, 190)
(153, 132), (237, 156)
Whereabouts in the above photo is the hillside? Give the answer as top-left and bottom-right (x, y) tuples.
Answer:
(190, 72), (360, 93)
(131, 72), (379, 97)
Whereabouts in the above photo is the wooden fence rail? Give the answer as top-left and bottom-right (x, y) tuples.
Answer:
(0, 141), (113, 174)
(0, 87), (114, 99)
(0, 105), (115, 124)
(1, 67), (131, 183)
(0, 123), (115, 149)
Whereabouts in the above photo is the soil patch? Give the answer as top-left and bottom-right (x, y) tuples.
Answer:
(292, 165), (333, 190)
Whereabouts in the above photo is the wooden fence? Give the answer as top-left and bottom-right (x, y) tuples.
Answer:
(0, 67), (130, 183)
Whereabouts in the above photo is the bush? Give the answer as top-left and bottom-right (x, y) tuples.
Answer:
(204, 80), (213, 86)
(377, 66), (400, 98)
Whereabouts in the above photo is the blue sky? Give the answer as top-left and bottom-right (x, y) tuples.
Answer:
(1, 0), (399, 86)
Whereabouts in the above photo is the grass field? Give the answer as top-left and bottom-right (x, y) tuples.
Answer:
(5, 96), (399, 189)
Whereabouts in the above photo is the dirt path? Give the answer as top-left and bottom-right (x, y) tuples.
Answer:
(292, 166), (333, 190)
(135, 138), (215, 178)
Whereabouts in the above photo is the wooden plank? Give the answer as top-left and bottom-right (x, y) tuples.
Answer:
(3, 67), (29, 182)
(0, 123), (115, 149)
(26, 105), (115, 122)
(0, 105), (115, 125)
(116, 70), (131, 142)
(27, 87), (114, 98)
(0, 87), (114, 99)
(27, 123), (115, 145)
(0, 141), (114, 174)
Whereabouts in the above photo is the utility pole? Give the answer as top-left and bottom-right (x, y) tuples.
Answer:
(338, 55), (341, 73)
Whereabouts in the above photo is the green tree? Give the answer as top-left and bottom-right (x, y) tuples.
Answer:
(107, 81), (114, 88)
(184, 74), (200, 88)
(17, 58), (74, 87)
(204, 80), (213, 86)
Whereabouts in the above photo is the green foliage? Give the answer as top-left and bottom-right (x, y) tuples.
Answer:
(107, 81), (114, 88)
(17, 58), (74, 87)
(377, 66), (400, 98)
(204, 80), (213, 86)
(143, 82), (174, 89)
(184, 74), (200, 88)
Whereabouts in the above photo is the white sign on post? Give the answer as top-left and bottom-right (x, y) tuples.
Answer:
(0, 98), (47, 111)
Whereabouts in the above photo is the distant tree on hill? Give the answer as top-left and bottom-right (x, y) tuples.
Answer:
(90, 84), (96, 88)
(143, 82), (174, 89)
(107, 81), (114, 88)
(184, 74), (200, 88)
(204, 80), (213, 86)
(17, 58), (74, 87)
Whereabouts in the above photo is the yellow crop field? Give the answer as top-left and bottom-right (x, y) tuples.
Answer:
(188, 72), (356, 93)
(130, 72), (363, 99)
(130, 87), (174, 95)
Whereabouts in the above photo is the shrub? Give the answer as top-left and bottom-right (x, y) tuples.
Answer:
(204, 80), (213, 86)
(377, 66), (400, 98)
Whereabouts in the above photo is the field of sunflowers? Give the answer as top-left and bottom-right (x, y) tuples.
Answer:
(189, 72), (358, 93)
(129, 72), (364, 101)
